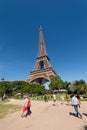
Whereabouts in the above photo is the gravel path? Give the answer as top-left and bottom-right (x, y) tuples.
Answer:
(0, 99), (87, 130)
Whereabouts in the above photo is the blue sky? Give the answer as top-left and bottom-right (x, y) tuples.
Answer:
(0, 0), (87, 83)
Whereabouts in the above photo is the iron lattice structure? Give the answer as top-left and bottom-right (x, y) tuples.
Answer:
(27, 26), (57, 85)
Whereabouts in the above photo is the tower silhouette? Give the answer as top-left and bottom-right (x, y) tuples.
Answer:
(27, 26), (57, 84)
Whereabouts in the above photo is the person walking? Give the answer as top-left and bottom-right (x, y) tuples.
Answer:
(71, 94), (82, 118)
(44, 94), (48, 102)
(53, 94), (56, 106)
(26, 96), (32, 117)
(60, 95), (64, 104)
(21, 96), (29, 117)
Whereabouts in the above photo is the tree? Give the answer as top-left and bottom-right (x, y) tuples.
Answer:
(68, 80), (77, 93)
(77, 79), (86, 85)
(0, 86), (6, 98)
(29, 83), (46, 95)
(49, 76), (64, 91)
(68, 80), (87, 94)
(74, 84), (87, 95)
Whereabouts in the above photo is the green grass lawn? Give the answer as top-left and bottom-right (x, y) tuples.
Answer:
(31, 93), (67, 101)
(0, 101), (21, 119)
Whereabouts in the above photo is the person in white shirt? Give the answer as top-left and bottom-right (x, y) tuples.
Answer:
(71, 95), (82, 118)
(60, 95), (64, 104)
(53, 94), (56, 106)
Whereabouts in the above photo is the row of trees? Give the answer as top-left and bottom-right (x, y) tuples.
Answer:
(0, 81), (47, 98)
(49, 76), (87, 95)
(0, 76), (87, 98)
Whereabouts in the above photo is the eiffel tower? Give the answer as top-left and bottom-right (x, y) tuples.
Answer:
(27, 26), (57, 85)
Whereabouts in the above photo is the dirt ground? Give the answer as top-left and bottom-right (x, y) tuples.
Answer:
(0, 99), (87, 130)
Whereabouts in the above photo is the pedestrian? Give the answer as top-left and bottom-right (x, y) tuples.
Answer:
(26, 96), (32, 116)
(53, 94), (56, 106)
(21, 96), (28, 117)
(44, 94), (48, 102)
(60, 95), (64, 104)
(71, 94), (82, 118)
